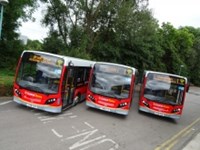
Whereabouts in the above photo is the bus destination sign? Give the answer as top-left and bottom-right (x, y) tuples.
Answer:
(97, 64), (133, 76)
(29, 54), (64, 67)
(154, 74), (185, 85)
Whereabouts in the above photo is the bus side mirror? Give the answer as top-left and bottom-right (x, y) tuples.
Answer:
(0, 0), (9, 5)
(186, 84), (190, 92)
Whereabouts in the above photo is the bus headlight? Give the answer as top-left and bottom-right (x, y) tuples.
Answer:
(119, 102), (128, 108)
(45, 98), (56, 104)
(172, 108), (181, 113)
(142, 100), (149, 107)
(15, 89), (21, 97)
(88, 95), (95, 102)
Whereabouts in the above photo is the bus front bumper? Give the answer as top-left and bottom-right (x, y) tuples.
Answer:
(13, 96), (62, 113)
(139, 106), (181, 119)
(86, 100), (129, 115)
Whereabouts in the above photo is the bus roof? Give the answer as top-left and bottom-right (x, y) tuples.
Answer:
(22, 50), (95, 67)
(94, 62), (138, 74)
(145, 70), (187, 83)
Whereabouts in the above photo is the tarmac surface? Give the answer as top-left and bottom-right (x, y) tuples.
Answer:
(0, 86), (200, 150)
(183, 86), (200, 150)
(183, 132), (200, 150)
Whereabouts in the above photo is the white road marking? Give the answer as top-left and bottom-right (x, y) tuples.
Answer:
(0, 100), (12, 106)
(61, 123), (119, 150)
(51, 129), (63, 138)
(70, 115), (77, 118)
(37, 112), (76, 124)
(84, 122), (94, 129)
(69, 135), (106, 150)
(62, 129), (98, 141)
(80, 138), (119, 150)
(61, 112), (73, 116)
(72, 126), (80, 133)
(34, 113), (42, 116)
(81, 129), (87, 132)
(43, 121), (52, 124)
(38, 116), (47, 119)
(40, 117), (63, 121)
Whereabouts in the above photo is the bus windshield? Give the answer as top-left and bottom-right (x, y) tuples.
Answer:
(16, 52), (64, 94)
(144, 73), (186, 105)
(89, 64), (133, 99)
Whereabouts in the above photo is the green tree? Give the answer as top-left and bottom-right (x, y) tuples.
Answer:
(184, 27), (200, 85)
(25, 39), (42, 50)
(115, 8), (164, 71)
(159, 23), (195, 77)
(0, 0), (38, 70)
(39, 0), (200, 86)
(175, 27), (194, 76)
(159, 23), (183, 74)
(42, 31), (66, 54)
(40, 0), (158, 64)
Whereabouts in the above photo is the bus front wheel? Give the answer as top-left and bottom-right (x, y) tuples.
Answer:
(73, 94), (81, 106)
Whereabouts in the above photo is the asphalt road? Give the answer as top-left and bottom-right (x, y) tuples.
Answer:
(0, 86), (200, 150)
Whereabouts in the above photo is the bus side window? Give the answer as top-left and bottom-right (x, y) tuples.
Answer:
(66, 68), (75, 89)
(84, 68), (91, 82)
(75, 67), (84, 86)
(186, 83), (190, 92)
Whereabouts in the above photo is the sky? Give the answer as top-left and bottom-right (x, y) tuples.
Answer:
(148, 0), (200, 28)
(18, 0), (200, 41)
(18, 3), (48, 41)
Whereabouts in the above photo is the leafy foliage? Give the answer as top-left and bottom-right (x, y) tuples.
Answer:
(184, 27), (200, 85)
(1, 0), (200, 87)
(0, 0), (38, 70)
(25, 39), (42, 50)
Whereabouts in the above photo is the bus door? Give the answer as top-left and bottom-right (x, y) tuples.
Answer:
(62, 67), (75, 108)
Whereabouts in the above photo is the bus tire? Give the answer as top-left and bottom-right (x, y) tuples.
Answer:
(73, 94), (81, 106)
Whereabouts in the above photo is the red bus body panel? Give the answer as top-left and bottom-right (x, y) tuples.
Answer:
(86, 90), (132, 115)
(86, 68), (136, 116)
(139, 71), (187, 119)
(13, 83), (62, 113)
(139, 97), (184, 119)
(13, 51), (94, 113)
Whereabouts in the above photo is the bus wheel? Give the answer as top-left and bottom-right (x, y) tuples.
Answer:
(73, 94), (81, 106)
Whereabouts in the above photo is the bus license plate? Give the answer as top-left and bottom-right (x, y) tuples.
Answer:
(100, 107), (111, 112)
(26, 103), (38, 109)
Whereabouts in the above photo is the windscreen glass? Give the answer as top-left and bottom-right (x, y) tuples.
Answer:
(90, 64), (133, 99)
(16, 52), (64, 94)
(144, 73), (186, 105)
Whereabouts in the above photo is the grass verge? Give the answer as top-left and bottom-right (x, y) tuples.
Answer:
(0, 69), (15, 96)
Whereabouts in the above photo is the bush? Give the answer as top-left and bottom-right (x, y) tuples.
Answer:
(0, 69), (15, 96)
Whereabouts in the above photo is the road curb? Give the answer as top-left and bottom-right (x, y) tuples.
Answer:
(0, 97), (13, 100)
(183, 132), (200, 150)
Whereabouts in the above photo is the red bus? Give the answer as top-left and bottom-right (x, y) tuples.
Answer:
(86, 62), (138, 115)
(139, 71), (188, 119)
(13, 50), (95, 113)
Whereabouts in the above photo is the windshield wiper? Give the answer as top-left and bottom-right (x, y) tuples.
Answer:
(91, 88), (123, 99)
(157, 99), (177, 105)
(29, 86), (49, 95)
(108, 92), (121, 99)
(144, 94), (157, 101)
(144, 94), (178, 105)
(103, 91), (124, 99)
(20, 84), (49, 95)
